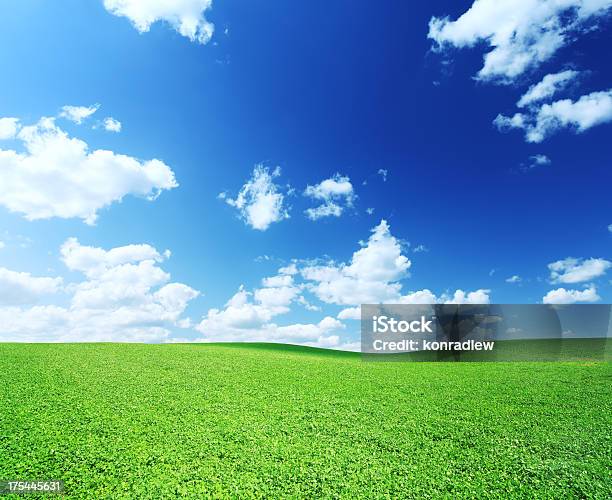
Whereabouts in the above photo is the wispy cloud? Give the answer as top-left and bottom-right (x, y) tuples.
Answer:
(495, 89), (612, 142)
(304, 174), (355, 221)
(548, 257), (611, 284)
(60, 104), (99, 124)
(428, 0), (612, 83)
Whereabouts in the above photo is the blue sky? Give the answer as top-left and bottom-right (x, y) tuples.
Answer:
(0, 0), (610, 347)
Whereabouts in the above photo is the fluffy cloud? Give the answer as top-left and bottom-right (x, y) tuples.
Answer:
(194, 220), (491, 347)
(337, 306), (361, 320)
(0, 116), (177, 224)
(506, 275), (522, 283)
(548, 257), (611, 283)
(336, 288), (491, 320)
(428, 0), (612, 83)
(542, 285), (600, 304)
(301, 220), (410, 305)
(301, 220), (490, 307)
(61, 237), (165, 276)
(0, 268), (63, 305)
(221, 165), (289, 231)
(195, 314), (344, 347)
(194, 273), (343, 346)
(304, 174), (355, 221)
(278, 263), (298, 275)
(517, 70), (580, 108)
(0, 118), (20, 140)
(198, 271), (301, 332)
(496, 89), (612, 142)
(440, 289), (491, 304)
(0, 239), (198, 342)
(398, 289), (439, 304)
(103, 0), (214, 44)
(59, 104), (99, 124)
(201, 288), (277, 330)
(103, 117), (122, 133)
(383, 288), (491, 306)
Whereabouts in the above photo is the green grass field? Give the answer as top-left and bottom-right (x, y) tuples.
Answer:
(1, 343), (611, 498)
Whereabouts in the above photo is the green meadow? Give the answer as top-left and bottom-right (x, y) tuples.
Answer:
(1, 343), (611, 498)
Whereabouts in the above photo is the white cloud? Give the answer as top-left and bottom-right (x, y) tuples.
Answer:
(103, 0), (214, 44)
(0, 268), (63, 305)
(335, 287), (491, 317)
(305, 202), (344, 220)
(297, 295), (320, 312)
(202, 287), (277, 330)
(548, 257), (611, 283)
(304, 174), (355, 221)
(103, 117), (122, 133)
(61, 237), (164, 276)
(301, 220), (411, 305)
(377, 288), (491, 305)
(0, 118), (20, 140)
(428, 0), (612, 83)
(278, 263), (298, 275)
(496, 89), (612, 142)
(506, 275), (522, 283)
(222, 165), (289, 231)
(0, 116), (177, 224)
(377, 168), (388, 181)
(194, 273), (342, 346)
(542, 285), (600, 304)
(527, 154), (551, 168)
(399, 288), (492, 305)
(195, 314), (344, 347)
(608, 224), (612, 233)
(517, 70), (580, 107)
(337, 306), (361, 320)
(0, 241), (4, 249)
(197, 268), (303, 335)
(261, 274), (293, 288)
(441, 289), (491, 304)
(494, 113), (526, 131)
(59, 104), (99, 124)
(305, 174), (354, 200)
(0, 239), (199, 342)
(300, 219), (490, 307)
(397, 289), (438, 304)
(193, 221), (491, 347)
(254, 284), (300, 312)
(366, 207), (375, 215)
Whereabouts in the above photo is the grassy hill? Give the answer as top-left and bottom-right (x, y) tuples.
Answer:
(1, 343), (611, 498)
